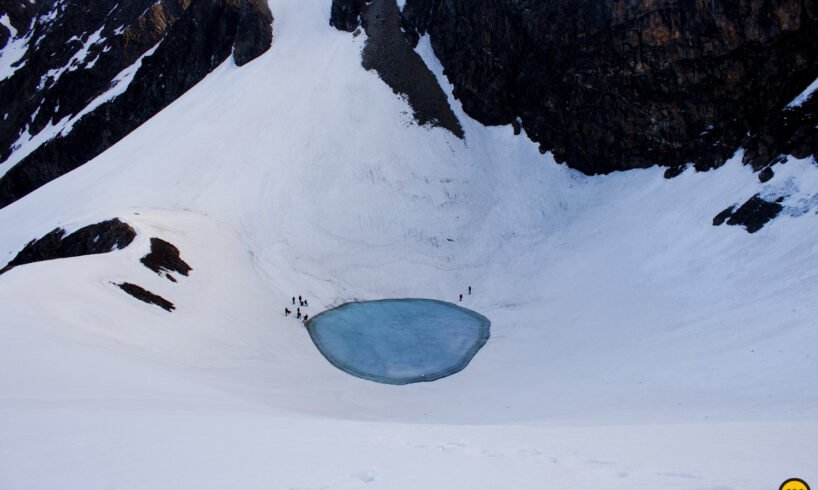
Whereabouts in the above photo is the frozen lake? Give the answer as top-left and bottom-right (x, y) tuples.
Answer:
(307, 299), (490, 385)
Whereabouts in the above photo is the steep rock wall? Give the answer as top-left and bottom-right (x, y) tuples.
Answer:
(0, 0), (273, 208)
(402, 0), (818, 174)
(330, 0), (818, 174)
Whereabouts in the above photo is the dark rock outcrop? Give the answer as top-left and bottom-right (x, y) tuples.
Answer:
(758, 167), (775, 183)
(117, 282), (175, 311)
(233, 0), (275, 66)
(358, 0), (462, 137)
(386, 0), (818, 174)
(743, 91), (818, 171)
(712, 205), (735, 226)
(329, 0), (365, 32)
(713, 195), (784, 233)
(0, 218), (136, 274)
(0, 0), (273, 209)
(140, 237), (192, 281)
(1, 0), (189, 170)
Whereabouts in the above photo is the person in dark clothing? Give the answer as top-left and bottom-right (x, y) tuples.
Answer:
(292, 296), (296, 305)
(304, 299), (309, 307)
(285, 308), (291, 316)
(459, 294), (463, 302)
(303, 314), (309, 323)
(468, 286), (471, 295)
(297, 310), (302, 319)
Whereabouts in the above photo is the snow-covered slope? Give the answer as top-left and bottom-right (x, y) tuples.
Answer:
(1, 0), (817, 488)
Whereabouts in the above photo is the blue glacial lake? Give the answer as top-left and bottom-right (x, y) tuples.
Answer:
(307, 299), (490, 385)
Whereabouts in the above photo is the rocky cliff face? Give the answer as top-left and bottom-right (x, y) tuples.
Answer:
(0, 218), (136, 274)
(360, 0), (463, 137)
(332, 0), (818, 175)
(330, 0), (462, 137)
(0, 0), (273, 208)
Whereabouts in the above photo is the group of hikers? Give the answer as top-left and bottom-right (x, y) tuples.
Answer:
(284, 294), (310, 325)
(459, 286), (472, 302)
(285, 286), (473, 325)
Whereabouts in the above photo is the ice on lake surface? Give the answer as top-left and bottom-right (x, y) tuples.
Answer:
(308, 299), (490, 385)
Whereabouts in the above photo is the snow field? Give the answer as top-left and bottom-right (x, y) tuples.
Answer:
(0, 0), (817, 487)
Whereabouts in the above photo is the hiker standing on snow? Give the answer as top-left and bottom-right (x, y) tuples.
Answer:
(459, 294), (463, 302)
(468, 286), (472, 295)
(285, 308), (291, 316)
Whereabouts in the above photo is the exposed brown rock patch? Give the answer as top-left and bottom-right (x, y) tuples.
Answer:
(713, 195), (784, 233)
(384, 0), (818, 174)
(117, 282), (175, 311)
(1, 218), (136, 275)
(359, 0), (463, 137)
(140, 238), (192, 280)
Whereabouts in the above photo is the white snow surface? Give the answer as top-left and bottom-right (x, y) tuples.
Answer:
(0, 14), (16, 38)
(787, 75), (818, 108)
(0, 18), (31, 82)
(1, 0), (817, 488)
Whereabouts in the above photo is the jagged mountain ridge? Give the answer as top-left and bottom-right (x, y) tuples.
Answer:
(2, 0), (817, 210)
(0, 0), (272, 208)
(333, 0), (818, 175)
